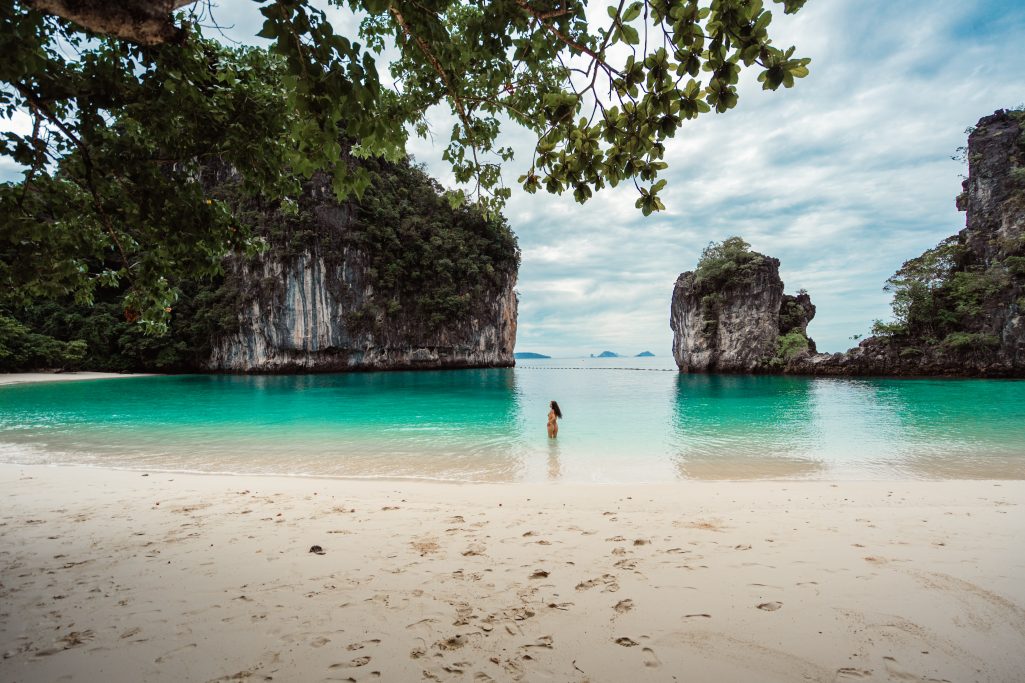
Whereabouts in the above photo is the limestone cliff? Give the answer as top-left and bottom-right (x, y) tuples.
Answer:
(671, 240), (815, 373)
(208, 248), (517, 372)
(207, 161), (519, 373)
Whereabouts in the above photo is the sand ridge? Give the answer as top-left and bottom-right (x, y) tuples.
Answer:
(1, 466), (1024, 682)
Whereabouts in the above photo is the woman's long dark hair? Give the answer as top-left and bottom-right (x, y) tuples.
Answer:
(550, 400), (562, 419)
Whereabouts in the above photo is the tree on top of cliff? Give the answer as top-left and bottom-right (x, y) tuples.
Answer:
(693, 236), (766, 290)
(1, 0), (811, 328)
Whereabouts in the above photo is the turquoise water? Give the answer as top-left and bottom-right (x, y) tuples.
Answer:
(2, 358), (1024, 481)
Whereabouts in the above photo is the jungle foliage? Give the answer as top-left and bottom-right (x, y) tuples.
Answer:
(872, 235), (1020, 349)
(347, 159), (520, 331)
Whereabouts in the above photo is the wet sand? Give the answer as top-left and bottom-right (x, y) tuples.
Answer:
(1, 465), (1023, 681)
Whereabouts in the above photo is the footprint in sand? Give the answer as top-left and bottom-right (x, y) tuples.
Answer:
(58, 630), (94, 648)
(346, 639), (380, 651)
(683, 519), (726, 532)
(576, 574), (619, 592)
(642, 647), (662, 668)
(614, 599), (634, 613)
(436, 635), (466, 651)
(411, 537), (440, 556)
(615, 637), (639, 647)
(310, 636), (330, 648)
(522, 635), (553, 649)
(453, 603), (474, 626)
(757, 601), (783, 611)
(329, 656), (371, 668)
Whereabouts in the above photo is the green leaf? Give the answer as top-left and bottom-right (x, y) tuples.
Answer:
(622, 2), (643, 22)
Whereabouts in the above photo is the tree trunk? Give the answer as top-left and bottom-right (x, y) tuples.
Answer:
(27, 0), (196, 45)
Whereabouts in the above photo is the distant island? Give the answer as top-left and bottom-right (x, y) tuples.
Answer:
(591, 351), (620, 358)
(514, 352), (551, 359)
(635, 351), (655, 357)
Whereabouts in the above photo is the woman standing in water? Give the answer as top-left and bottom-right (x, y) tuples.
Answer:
(547, 400), (562, 438)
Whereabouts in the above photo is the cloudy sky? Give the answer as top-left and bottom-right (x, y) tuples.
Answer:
(5, 1), (1024, 358)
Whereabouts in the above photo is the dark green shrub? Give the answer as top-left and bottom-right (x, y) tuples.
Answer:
(940, 332), (1000, 350)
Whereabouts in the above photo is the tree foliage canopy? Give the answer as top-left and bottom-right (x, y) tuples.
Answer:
(693, 235), (765, 289)
(873, 236), (1015, 348)
(2, 0), (810, 327)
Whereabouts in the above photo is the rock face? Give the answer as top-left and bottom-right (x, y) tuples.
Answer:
(671, 255), (814, 372)
(208, 250), (517, 372)
(207, 167), (519, 373)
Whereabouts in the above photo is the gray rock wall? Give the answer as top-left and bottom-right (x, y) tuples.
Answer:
(208, 248), (517, 372)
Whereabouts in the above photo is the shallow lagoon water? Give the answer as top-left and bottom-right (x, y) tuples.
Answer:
(2, 357), (1024, 481)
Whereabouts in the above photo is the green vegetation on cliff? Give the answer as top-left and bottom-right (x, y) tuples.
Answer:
(771, 330), (810, 367)
(694, 237), (767, 291)
(347, 159), (520, 331)
(874, 243), (1020, 348)
(0, 155), (519, 372)
(875, 210), (1023, 350)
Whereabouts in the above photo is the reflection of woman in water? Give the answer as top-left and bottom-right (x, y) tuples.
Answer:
(547, 400), (562, 438)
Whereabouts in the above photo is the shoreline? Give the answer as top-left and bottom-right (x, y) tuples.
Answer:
(2, 464), (1023, 681)
(0, 371), (156, 386)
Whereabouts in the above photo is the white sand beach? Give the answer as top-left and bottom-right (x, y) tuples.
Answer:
(0, 372), (155, 387)
(1, 465), (1023, 682)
